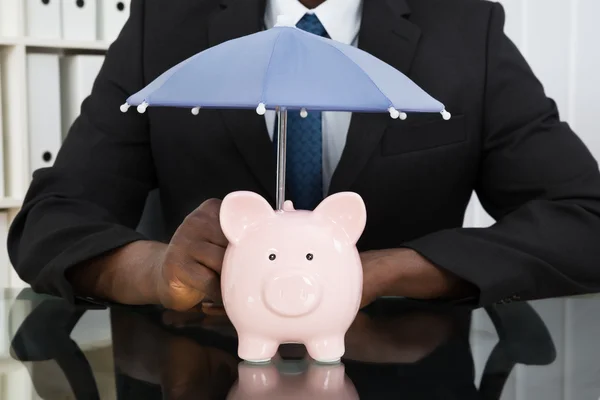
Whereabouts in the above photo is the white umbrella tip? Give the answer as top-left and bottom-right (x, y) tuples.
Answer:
(300, 108), (308, 118)
(441, 109), (451, 120)
(120, 103), (130, 113)
(191, 107), (201, 115)
(256, 103), (267, 115)
(137, 101), (149, 114)
(275, 15), (295, 28)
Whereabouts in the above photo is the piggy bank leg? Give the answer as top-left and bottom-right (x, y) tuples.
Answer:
(306, 336), (345, 364)
(238, 335), (279, 363)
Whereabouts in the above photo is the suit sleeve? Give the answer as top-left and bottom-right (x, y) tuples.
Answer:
(7, 0), (156, 301)
(403, 3), (600, 306)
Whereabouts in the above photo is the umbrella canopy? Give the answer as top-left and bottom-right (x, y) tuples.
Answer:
(123, 16), (450, 120)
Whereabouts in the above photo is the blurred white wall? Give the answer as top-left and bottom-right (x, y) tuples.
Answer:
(464, 0), (600, 229)
(469, 2), (600, 400)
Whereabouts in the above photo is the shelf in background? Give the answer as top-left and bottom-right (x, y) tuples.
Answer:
(0, 36), (109, 51)
(0, 198), (23, 209)
(0, 36), (18, 46)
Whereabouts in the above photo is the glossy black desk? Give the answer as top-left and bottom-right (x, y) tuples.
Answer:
(2, 289), (599, 399)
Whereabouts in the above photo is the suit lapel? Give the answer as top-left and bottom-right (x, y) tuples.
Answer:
(328, 0), (422, 195)
(208, 0), (278, 203)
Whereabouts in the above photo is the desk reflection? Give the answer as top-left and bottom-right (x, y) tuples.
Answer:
(8, 289), (577, 400)
(228, 359), (358, 399)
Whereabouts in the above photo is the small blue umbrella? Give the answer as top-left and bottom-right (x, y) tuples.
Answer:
(122, 16), (451, 209)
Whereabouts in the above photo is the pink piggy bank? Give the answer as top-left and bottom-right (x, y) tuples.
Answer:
(220, 191), (367, 363)
(226, 359), (359, 399)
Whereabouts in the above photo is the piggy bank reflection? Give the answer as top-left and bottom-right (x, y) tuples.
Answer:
(226, 359), (359, 400)
(220, 191), (366, 363)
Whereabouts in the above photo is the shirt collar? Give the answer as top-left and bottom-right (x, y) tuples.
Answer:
(264, 0), (363, 45)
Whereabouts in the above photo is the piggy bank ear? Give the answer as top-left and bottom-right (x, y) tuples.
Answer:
(220, 191), (274, 244)
(313, 192), (366, 244)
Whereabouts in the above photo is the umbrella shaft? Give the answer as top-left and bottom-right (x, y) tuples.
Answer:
(276, 109), (288, 211)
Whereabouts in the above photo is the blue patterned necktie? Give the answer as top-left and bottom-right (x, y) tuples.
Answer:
(284, 13), (329, 210)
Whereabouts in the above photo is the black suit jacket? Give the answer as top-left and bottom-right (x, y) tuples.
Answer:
(8, 0), (600, 306)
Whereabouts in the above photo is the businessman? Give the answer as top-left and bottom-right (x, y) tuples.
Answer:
(8, 0), (600, 311)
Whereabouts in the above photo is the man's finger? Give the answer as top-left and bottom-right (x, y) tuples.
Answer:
(197, 198), (222, 216)
(160, 280), (205, 312)
(172, 260), (222, 302)
(181, 212), (229, 248)
(187, 240), (226, 274)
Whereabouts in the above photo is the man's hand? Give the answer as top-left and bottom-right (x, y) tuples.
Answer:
(68, 198), (228, 311)
(359, 248), (477, 307)
(157, 198), (227, 310)
(360, 250), (396, 308)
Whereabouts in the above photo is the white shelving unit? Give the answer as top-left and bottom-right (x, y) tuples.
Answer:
(0, 36), (110, 51)
(0, 0), (129, 288)
(1, 41), (109, 211)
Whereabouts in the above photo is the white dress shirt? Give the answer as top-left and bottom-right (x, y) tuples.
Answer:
(264, 0), (363, 195)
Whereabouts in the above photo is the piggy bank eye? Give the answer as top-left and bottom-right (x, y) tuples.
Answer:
(306, 253), (314, 261)
(269, 253), (276, 261)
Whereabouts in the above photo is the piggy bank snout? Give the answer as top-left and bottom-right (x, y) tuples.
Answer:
(263, 272), (321, 317)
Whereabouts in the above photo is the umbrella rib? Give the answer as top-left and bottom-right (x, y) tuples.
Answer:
(259, 30), (286, 108)
(142, 54), (204, 105)
(320, 39), (395, 110)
